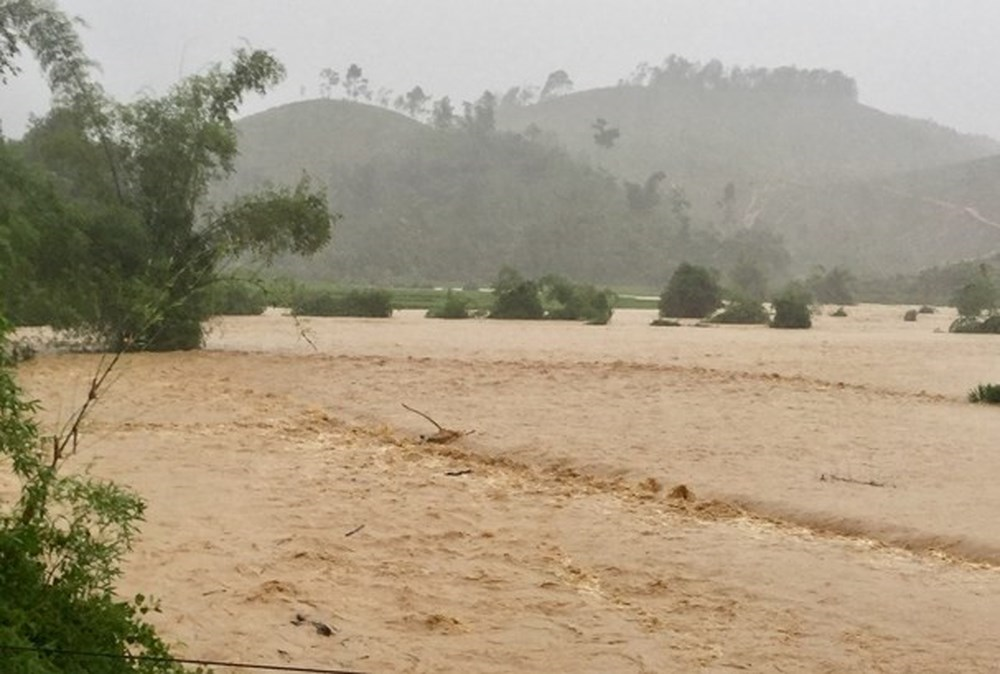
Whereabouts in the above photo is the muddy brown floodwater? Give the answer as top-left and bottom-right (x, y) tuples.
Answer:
(14, 305), (1000, 672)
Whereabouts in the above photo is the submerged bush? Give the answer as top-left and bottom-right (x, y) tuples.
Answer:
(903, 309), (918, 322)
(918, 305), (936, 314)
(206, 279), (267, 316)
(426, 290), (472, 319)
(710, 299), (769, 324)
(770, 286), (813, 329)
(488, 270), (615, 323)
(659, 263), (722, 318)
(581, 289), (614, 325)
(292, 288), (393, 317)
(831, 306), (848, 317)
(490, 267), (544, 319)
(968, 383), (1000, 404)
(952, 274), (996, 317)
(542, 275), (615, 325)
(650, 318), (682, 327)
(949, 315), (1000, 334)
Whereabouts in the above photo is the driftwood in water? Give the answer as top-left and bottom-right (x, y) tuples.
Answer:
(819, 473), (891, 488)
(402, 403), (475, 444)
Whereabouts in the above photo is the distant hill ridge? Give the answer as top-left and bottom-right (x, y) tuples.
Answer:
(497, 81), (998, 184)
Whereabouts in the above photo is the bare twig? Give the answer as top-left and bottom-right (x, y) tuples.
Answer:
(50, 347), (127, 469)
(344, 524), (365, 537)
(291, 313), (318, 352)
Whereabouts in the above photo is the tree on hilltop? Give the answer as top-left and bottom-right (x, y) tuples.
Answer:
(400, 85), (430, 119)
(318, 67), (340, 97)
(343, 62), (371, 100)
(540, 69), (573, 100)
(462, 90), (497, 136)
(432, 96), (456, 129)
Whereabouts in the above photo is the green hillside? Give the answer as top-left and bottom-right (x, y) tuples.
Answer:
(227, 99), (432, 190)
(225, 100), (682, 286)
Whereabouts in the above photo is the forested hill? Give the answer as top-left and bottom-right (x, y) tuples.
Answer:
(225, 100), (652, 285)
(223, 65), (1000, 285)
(496, 73), (999, 215)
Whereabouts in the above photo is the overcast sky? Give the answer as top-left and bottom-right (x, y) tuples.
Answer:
(2, 0), (999, 140)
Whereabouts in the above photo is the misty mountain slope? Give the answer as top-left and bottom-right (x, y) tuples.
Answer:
(762, 155), (1000, 273)
(496, 84), (999, 210)
(885, 154), (1000, 216)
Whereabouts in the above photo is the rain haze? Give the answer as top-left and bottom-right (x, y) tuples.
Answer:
(2, 0), (1000, 140)
(7, 2), (1000, 672)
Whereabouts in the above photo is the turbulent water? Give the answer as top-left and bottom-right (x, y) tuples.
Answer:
(15, 306), (1000, 671)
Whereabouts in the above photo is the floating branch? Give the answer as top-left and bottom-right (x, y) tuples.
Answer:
(401, 403), (475, 444)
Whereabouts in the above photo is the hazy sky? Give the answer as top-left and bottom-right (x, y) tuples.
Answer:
(3, 0), (999, 140)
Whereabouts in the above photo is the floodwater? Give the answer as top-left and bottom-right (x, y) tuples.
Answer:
(15, 306), (1000, 672)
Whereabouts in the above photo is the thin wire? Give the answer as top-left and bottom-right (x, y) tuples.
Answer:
(0, 644), (366, 674)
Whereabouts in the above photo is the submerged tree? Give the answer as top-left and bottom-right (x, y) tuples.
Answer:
(540, 274), (614, 324)
(952, 264), (997, 317)
(540, 69), (573, 101)
(490, 266), (544, 319)
(659, 262), (722, 318)
(771, 284), (813, 329)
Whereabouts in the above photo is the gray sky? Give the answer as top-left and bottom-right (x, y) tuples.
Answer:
(3, 0), (999, 141)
